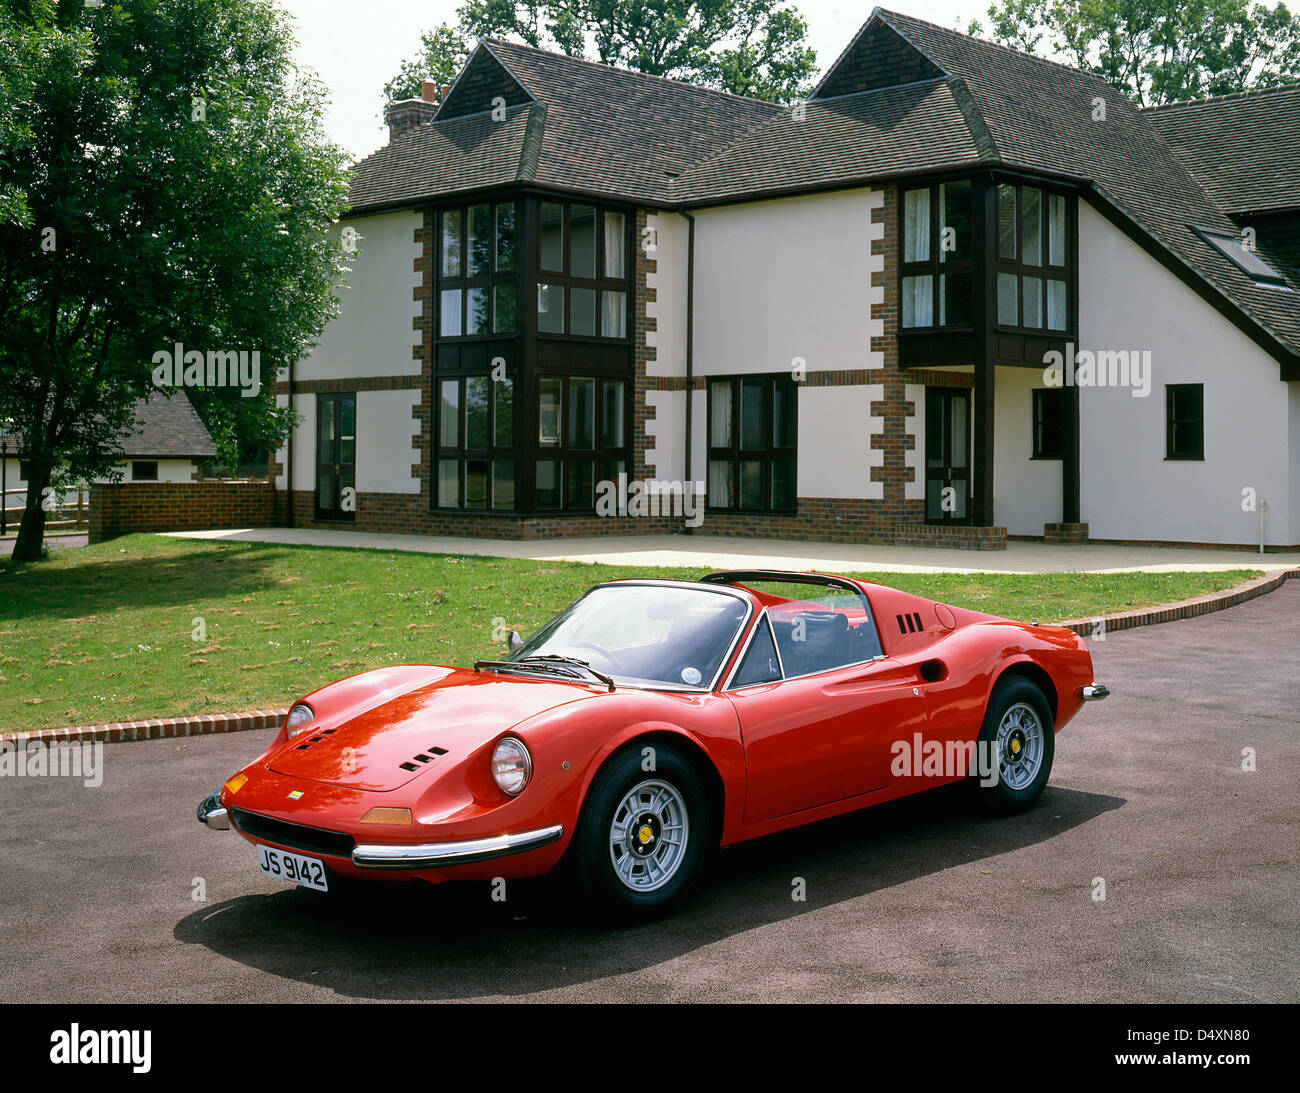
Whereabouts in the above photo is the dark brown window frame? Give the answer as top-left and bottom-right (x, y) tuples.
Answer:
(534, 200), (633, 342)
(131, 460), (159, 481)
(1165, 383), (1205, 461)
(433, 371), (519, 512)
(900, 180), (975, 330)
(1031, 387), (1064, 460)
(532, 373), (630, 512)
(436, 199), (520, 339)
(706, 374), (799, 514)
(993, 182), (1074, 334)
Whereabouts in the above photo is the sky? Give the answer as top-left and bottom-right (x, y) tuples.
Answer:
(278, 0), (1300, 162)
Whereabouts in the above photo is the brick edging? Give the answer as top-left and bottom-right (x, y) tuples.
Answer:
(1057, 568), (1300, 636)
(1, 708), (288, 747)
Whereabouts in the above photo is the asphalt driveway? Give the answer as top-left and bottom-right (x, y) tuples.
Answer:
(1, 585), (1296, 1003)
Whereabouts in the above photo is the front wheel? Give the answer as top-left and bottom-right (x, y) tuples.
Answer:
(972, 676), (1055, 814)
(572, 745), (710, 919)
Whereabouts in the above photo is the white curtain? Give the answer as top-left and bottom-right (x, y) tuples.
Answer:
(603, 212), (625, 277)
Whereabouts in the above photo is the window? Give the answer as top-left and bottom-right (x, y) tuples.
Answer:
(901, 181), (973, 328)
(131, 461), (158, 481)
(19, 461), (32, 481)
(534, 375), (627, 510)
(1192, 226), (1288, 288)
(1166, 384), (1204, 460)
(730, 616), (782, 687)
(437, 201), (518, 337)
(315, 393), (356, 521)
(535, 202), (629, 338)
(435, 373), (516, 510)
(707, 375), (797, 512)
(995, 184), (1071, 332)
(1032, 388), (1063, 459)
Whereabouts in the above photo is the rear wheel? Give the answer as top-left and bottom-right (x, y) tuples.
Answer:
(573, 745), (710, 919)
(972, 676), (1055, 814)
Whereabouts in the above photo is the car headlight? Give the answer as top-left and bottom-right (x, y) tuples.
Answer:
(491, 736), (532, 796)
(286, 703), (315, 738)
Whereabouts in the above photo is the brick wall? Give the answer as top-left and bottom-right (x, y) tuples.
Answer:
(89, 482), (274, 543)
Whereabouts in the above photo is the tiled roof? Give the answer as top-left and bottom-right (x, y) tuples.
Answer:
(119, 392), (218, 458)
(349, 103), (540, 212)
(1145, 84), (1300, 215)
(670, 77), (984, 203)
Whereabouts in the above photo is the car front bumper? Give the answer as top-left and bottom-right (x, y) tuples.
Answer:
(195, 788), (563, 869)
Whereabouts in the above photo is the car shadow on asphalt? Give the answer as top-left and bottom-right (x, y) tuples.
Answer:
(174, 782), (1124, 1000)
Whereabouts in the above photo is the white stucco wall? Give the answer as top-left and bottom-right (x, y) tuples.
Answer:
(1078, 200), (1293, 545)
(692, 188), (882, 376)
(645, 389), (686, 483)
(645, 213), (689, 380)
(994, 367), (1061, 535)
(356, 390), (421, 494)
(301, 211), (423, 382)
(797, 385), (875, 498)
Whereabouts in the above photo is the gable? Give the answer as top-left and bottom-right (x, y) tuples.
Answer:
(813, 18), (946, 99)
(435, 44), (533, 120)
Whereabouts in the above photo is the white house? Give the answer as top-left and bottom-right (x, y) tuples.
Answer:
(272, 8), (1300, 549)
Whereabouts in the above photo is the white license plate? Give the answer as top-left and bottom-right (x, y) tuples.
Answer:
(256, 845), (329, 892)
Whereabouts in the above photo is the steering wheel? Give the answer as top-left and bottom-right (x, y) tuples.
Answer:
(565, 641), (622, 673)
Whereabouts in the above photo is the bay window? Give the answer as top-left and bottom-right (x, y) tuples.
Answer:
(901, 180), (973, 328)
(995, 183), (1070, 332)
(536, 201), (630, 339)
(437, 201), (518, 337)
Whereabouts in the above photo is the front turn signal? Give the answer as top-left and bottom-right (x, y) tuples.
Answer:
(360, 807), (412, 825)
(223, 773), (248, 796)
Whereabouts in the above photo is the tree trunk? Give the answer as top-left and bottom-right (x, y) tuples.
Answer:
(10, 460), (52, 562)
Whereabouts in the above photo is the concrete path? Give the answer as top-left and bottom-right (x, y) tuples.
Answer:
(164, 526), (1300, 574)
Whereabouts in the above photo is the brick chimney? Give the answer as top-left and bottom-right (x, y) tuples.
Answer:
(384, 81), (441, 144)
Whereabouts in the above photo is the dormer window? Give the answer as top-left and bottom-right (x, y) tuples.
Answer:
(1192, 227), (1288, 289)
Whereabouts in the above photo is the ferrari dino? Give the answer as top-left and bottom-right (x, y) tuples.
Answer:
(198, 570), (1107, 916)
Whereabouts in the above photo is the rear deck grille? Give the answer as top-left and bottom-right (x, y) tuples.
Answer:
(230, 808), (355, 858)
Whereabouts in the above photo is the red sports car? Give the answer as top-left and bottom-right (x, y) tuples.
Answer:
(198, 571), (1107, 917)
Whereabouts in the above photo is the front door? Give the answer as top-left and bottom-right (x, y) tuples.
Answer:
(925, 387), (970, 523)
(316, 393), (356, 521)
(728, 658), (929, 824)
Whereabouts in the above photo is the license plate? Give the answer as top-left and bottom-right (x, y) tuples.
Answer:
(256, 845), (329, 892)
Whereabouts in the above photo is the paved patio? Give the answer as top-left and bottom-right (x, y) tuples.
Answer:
(163, 527), (1300, 574)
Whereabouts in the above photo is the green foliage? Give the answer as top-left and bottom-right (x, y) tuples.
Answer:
(969, 0), (1300, 105)
(0, 0), (353, 559)
(386, 0), (817, 106)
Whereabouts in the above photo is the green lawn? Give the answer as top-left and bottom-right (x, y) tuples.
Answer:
(0, 534), (1260, 733)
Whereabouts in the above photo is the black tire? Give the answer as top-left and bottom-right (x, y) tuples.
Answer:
(572, 744), (711, 920)
(971, 676), (1055, 815)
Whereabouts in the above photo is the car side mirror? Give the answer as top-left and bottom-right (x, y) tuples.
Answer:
(507, 630), (523, 652)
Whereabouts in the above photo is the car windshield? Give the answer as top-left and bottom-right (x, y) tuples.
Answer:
(510, 584), (749, 690)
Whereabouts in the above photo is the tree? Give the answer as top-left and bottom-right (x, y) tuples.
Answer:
(0, 0), (352, 561)
(968, 0), (1300, 105)
(382, 24), (472, 105)
(386, 0), (817, 107)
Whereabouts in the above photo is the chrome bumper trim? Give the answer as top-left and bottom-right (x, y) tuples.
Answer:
(1082, 684), (1110, 701)
(197, 790), (230, 830)
(351, 824), (565, 869)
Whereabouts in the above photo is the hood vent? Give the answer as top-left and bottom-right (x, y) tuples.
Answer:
(293, 728), (338, 751)
(399, 746), (449, 772)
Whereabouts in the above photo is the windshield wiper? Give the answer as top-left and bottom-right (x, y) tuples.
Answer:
(517, 654), (616, 692)
(473, 656), (616, 691)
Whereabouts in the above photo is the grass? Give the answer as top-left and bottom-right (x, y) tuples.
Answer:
(0, 534), (1261, 733)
